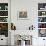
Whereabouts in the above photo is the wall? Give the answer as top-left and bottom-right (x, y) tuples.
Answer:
(11, 0), (38, 30)
(11, 0), (46, 30)
(11, 0), (46, 46)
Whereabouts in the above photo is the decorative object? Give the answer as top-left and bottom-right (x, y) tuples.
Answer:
(38, 17), (46, 22)
(40, 8), (44, 10)
(38, 11), (46, 16)
(0, 11), (8, 16)
(0, 3), (8, 10)
(38, 23), (46, 28)
(38, 3), (46, 10)
(15, 35), (32, 46)
(5, 6), (8, 10)
(39, 29), (46, 37)
(0, 17), (8, 22)
(11, 23), (16, 30)
(0, 6), (1, 10)
(0, 23), (8, 37)
(29, 25), (35, 30)
(21, 40), (25, 46)
(42, 12), (45, 15)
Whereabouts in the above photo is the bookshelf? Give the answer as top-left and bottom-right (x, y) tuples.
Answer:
(38, 3), (46, 37)
(0, 3), (8, 37)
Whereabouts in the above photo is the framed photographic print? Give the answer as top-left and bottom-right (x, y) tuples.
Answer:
(17, 11), (28, 20)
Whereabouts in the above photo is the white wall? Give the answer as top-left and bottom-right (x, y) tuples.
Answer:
(11, 0), (46, 46)
(11, 0), (46, 30)
(11, 0), (38, 30)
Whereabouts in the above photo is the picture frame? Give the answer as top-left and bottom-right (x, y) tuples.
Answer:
(17, 10), (28, 20)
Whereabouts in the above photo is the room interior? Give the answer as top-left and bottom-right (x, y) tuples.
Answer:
(0, 0), (46, 46)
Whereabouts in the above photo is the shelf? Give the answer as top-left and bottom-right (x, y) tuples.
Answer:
(38, 10), (46, 11)
(38, 15), (46, 17)
(38, 28), (46, 29)
(0, 22), (8, 23)
(0, 16), (8, 17)
(0, 10), (8, 11)
(38, 22), (46, 23)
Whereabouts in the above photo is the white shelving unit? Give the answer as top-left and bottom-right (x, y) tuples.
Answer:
(0, 3), (8, 36)
(38, 3), (46, 37)
(0, 2), (9, 45)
